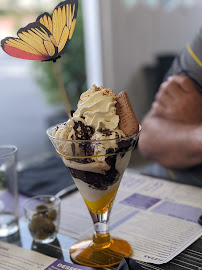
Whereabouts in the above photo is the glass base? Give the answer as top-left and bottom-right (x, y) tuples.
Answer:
(33, 234), (57, 244)
(70, 236), (131, 268)
(0, 213), (18, 237)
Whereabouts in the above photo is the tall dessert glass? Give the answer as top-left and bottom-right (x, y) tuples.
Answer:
(47, 125), (141, 268)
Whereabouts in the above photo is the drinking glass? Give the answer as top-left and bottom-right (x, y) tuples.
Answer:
(24, 195), (61, 244)
(0, 145), (18, 237)
(47, 125), (141, 267)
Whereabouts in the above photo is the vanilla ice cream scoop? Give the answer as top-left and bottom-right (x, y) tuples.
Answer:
(91, 129), (126, 162)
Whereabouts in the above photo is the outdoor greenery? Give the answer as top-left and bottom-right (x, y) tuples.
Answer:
(33, 0), (86, 113)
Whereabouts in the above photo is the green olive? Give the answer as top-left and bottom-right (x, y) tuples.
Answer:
(29, 205), (57, 240)
(36, 204), (48, 214)
(47, 209), (57, 220)
(42, 217), (55, 233)
(36, 229), (48, 240)
(29, 215), (45, 233)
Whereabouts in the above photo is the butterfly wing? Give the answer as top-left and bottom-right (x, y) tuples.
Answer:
(36, 12), (53, 35)
(37, 0), (78, 56)
(1, 22), (57, 61)
(1, 0), (78, 61)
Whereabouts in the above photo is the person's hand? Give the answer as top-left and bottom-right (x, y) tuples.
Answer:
(151, 75), (202, 124)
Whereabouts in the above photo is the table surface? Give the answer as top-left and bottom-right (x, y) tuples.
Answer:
(1, 219), (201, 270)
(14, 154), (202, 269)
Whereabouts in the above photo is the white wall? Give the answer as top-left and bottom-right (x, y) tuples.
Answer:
(83, 1), (202, 121)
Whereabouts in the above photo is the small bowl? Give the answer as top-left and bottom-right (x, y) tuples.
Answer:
(24, 195), (61, 244)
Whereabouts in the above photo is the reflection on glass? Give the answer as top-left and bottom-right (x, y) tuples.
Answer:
(32, 238), (64, 260)
(0, 230), (22, 247)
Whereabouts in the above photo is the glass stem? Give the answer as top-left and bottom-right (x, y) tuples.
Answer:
(89, 209), (111, 246)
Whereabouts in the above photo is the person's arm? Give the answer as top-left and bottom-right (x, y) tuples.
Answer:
(139, 113), (202, 169)
(138, 76), (202, 169)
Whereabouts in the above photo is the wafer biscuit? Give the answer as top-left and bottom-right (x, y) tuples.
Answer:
(116, 91), (139, 136)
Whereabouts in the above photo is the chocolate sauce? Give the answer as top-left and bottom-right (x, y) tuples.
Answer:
(67, 128), (139, 191)
(73, 121), (94, 140)
(71, 121), (94, 157)
(68, 160), (120, 191)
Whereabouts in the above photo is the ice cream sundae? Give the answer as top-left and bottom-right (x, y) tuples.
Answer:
(48, 85), (139, 214)
(47, 85), (140, 267)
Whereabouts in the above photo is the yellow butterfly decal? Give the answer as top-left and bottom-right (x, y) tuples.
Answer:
(1, 0), (78, 62)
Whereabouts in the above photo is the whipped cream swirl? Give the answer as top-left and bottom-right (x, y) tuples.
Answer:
(73, 85), (119, 131)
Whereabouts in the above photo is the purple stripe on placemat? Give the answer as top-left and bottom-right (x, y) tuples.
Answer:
(0, 191), (14, 212)
(0, 191), (29, 218)
(120, 193), (161, 210)
(151, 201), (202, 223)
(110, 210), (139, 231)
(45, 260), (96, 270)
